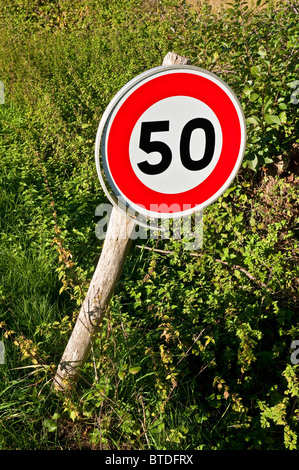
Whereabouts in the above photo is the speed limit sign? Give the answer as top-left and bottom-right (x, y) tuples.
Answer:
(95, 65), (246, 219)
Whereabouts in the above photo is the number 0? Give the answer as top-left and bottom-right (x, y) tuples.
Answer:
(138, 119), (215, 175)
(180, 118), (215, 171)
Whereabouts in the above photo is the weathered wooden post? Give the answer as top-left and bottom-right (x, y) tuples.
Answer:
(53, 52), (191, 392)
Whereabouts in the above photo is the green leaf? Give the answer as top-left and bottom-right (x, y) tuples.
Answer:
(249, 92), (259, 102)
(243, 86), (253, 97)
(279, 111), (287, 124)
(258, 47), (267, 58)
(69, 410), (77, 422)
(43, 419), (57, 433)
(129, 366), (141, 375)
(250, 65), (261, 77)
(234, 269), (241, 279)
(265, 115), (281, 125)
(246, 154), (259, 170)
(246, 115), (260, 126)
(264, 96), (273, 112)
(118, 370), (126, 380)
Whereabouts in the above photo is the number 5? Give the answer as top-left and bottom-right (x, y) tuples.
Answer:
(138, 121), (172, 175)
(138, 119), (215, 175)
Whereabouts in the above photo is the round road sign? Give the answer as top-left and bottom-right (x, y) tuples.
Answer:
(95, 65), (246, 220)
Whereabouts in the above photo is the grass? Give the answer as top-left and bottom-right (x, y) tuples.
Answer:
(188, 0), (280, 8)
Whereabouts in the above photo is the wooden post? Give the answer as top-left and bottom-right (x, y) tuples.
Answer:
(53, 52), (190, 392)
(162, 52), (191, 66)
(53, 207), (134, 391)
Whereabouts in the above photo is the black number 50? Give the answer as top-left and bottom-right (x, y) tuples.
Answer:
(138, 119), (215, 175)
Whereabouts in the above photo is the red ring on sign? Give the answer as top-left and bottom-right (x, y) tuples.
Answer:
(106, 72), (242, 213)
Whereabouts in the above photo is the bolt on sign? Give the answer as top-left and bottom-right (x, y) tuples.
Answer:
(95, 65), (246, 222)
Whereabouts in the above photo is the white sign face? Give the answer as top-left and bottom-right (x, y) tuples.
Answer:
(129, 96), (223, 194)
(95, 65), (246, 220)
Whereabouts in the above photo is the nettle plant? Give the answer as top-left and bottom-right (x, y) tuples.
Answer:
(234, 2), (299, 171)
(183, 0), (299, 171)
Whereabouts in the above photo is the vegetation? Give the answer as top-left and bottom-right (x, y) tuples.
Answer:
(0, 0), (298, 450)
